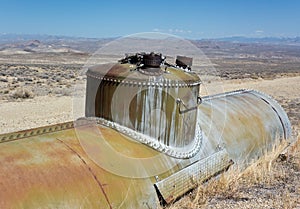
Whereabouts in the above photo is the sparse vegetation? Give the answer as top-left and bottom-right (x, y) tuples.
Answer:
(0, 63), (83, 100)
(166, 136), (300, 208)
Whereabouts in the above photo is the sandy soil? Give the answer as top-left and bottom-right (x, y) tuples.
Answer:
(205, 76), (300, 100)
(0, 96), (73, 134)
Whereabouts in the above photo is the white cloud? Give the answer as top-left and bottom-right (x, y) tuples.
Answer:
(152, 28), (192, 34)
(255, 30), (264, 34)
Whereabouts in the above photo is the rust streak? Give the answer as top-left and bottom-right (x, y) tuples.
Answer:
(56, 138), (112, 209)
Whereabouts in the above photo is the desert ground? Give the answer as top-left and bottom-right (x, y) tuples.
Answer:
(0, 37), (299, 208)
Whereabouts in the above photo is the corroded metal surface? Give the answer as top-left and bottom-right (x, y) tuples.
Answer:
(0, 123), (160, 209)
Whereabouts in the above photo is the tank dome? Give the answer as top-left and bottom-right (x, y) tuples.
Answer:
(85, 52), (201, 153)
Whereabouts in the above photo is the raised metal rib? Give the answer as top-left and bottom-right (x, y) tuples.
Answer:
(84, 117), (204, 159)
(202, 89), (250, 101)
(0, 122), (74, 143)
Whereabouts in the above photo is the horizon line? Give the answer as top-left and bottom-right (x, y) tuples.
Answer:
(1, 32), (300, 41)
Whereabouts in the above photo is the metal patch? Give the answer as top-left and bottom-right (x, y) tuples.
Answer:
(154, 149), (233, 204)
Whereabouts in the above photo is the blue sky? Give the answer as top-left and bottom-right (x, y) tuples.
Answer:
(1, 0), (300, 39)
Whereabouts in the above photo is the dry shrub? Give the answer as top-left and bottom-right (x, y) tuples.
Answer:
(285, 134), (300, 180)
(52, 87), (73, 96)
(288, 134), (300, 160)
(11, 87), (34, 99)
(164, 168), (242, 209)
(191, 167), (241, 207)
(240, 140), (289, 186)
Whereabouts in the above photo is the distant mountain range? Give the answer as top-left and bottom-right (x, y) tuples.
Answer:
(0, 34), (116, 53)
(1, 33), (300, 45)
(1, 33), (300, 55)
(211, 36), (300, 44)
(0, 33), (106, 44)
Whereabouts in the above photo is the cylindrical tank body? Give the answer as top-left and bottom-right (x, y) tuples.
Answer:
(199, 89), (292, 164)
(86, 63), (201, 148)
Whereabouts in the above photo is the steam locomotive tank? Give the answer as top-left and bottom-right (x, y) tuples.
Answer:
(0, 52), (293, 209)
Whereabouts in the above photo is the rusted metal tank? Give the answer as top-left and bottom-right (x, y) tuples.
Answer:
(86, 54), (201, 156)
(0, 52), (292, 208)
